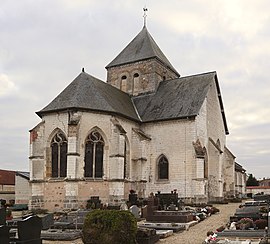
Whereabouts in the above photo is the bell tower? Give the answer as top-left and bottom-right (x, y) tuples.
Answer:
(106, 10), (179, 96)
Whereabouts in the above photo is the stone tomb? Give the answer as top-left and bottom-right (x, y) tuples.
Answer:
(53, 209), (91, 229)
(230, 206), (262, 222)
(155, 191), (180, 210)
(142, 195), (194, 223)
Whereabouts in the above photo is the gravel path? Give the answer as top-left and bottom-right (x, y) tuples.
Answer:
(43, 202), (240, 244)
(159, 202), (240, 244)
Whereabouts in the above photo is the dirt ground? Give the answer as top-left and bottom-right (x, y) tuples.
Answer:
(43, 202), (240, 244)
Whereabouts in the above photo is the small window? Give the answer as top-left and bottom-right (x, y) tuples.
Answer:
(121, 75), (127, 92)
(157, 155), (169, 180)
(133, 73), (139, 78)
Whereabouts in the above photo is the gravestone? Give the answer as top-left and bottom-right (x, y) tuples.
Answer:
(0, 225), (10, 244)
(120, 202), (128, 210)
(136, 227), (159, 244)
(0, 208), (6, 225)
(168, 203), (177, 211)
(86, 196), (101, 209)
(144, 195), (194, 223)
(130, 205), (141, 219)
(129, 193), (138, 206)
(40, 213), (54, 230)
(16, 215), (42, 243)
(155, 191), (178, 210)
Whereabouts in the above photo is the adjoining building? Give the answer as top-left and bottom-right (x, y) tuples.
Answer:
(0, 169), (16, 204)
(29, 23), (241, 211)
(15, 171), (30, 205)
(234, 162), (246, 198)
(246, 186), (270, 197)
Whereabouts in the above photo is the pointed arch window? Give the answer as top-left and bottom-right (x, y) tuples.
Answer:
(51, 132), (67, 178)
(158, 155), (169, 180)
(84, 131), (104, 178)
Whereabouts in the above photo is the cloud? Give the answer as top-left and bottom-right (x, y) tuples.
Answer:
(0, 74), (16, 96)
(0, 0), (269, 179)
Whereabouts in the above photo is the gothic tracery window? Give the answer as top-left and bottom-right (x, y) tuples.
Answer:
(84, 131), (104, 178)
(51, 132), (67, 178)
(158, 155), (169, 180)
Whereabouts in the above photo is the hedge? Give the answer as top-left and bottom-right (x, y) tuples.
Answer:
(82, 209), (137, 244)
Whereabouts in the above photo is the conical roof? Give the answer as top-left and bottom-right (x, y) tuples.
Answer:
(106, 26), (179, 76)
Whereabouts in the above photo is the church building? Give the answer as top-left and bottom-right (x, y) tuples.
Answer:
(29, 22), (236, 210)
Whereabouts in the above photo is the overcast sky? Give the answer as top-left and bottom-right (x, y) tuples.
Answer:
(0, 0), (269, 179)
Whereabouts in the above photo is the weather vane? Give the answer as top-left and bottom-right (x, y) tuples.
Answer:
(143, 6), (148, 27)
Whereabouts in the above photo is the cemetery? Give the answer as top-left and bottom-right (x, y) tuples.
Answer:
(0, 190), (223, 243)
(214, 195), (270, 244)
(0, 192), (269, 243)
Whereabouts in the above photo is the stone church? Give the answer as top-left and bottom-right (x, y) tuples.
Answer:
(29, 24), (237, 210)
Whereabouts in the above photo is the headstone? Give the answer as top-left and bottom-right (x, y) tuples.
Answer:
(120, 202), (128, 211)
(155, 191), (178, 210)
(168, 203), (177, 211)
(129, 193), (138, 205)
(0, 208), (6, 225)
(136, 227), (159, 244)
(129, 205), (140, 219)
(40, 213), (54, 230)
(229, 222), (237, 230)
(86, 196), (101, 209)
(16, 215), (42, 243)
(0, 225), (10, 244)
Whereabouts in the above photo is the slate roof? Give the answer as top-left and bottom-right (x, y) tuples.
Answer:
(106, 26), (179, 76)
(133, 71), (229, 134)
(37, 72), (141, 121)
(133, 72), (213, 121)
(16, 171), (30, 180)
(37, 71), (229, 135)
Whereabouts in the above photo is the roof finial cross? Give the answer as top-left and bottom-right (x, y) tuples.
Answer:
(143, 6), (148, 27)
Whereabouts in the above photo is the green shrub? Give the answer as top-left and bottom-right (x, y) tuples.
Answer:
(30, 208), (48, 215)
(82, 210), (137, 244)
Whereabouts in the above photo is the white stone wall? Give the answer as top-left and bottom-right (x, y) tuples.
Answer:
(235, 171), (246, 197)
(141, 119), (197, 198)
(246, 187), (270, 195)
(29, 76), (230, 209)
(15, 175), (30, 204)
(223, 148), (235, 197)
(205, 79), (227, 200)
